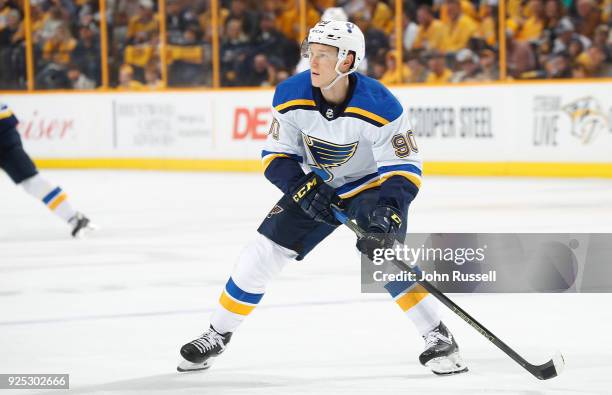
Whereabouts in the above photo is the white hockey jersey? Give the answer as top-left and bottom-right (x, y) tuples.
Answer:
(262, 70), (422, 200)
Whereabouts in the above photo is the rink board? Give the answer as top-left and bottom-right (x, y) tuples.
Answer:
(4, 81), (612, 177)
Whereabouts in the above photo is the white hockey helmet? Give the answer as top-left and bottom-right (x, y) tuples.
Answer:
(321, 7), (348, 22)
(306, 20), (365, 88)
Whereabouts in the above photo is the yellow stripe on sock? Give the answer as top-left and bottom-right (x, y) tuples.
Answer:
(395, 284), (429, 312)
(48, 193), (67, 210)
(219, 291), (256, 316)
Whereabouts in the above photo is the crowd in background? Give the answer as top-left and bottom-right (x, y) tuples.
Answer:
(0, 0), (610, 89)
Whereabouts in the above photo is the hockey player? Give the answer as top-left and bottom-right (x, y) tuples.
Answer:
(0, 103), (93, 237)
(178, 20), (467, 375)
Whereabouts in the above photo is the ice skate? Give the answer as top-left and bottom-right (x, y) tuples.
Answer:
(69, 212), (95, 238)
(177, 326), (232, 372)
(419, 321), (468, 375)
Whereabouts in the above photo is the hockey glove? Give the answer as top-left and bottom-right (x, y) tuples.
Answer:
(290, 172), (341, 226)
(356, 205), (403, 260)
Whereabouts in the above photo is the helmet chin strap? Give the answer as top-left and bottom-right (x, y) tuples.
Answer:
(321, 56), (353, 90)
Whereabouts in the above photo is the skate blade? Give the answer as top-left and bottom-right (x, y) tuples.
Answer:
(426, 352), (469, 376)
(177, 359), (213, 372)
(73, 223), (98, 239)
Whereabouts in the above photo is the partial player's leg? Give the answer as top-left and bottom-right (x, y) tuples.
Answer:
(0, 127), (94, 237)
(345, 189), (467, 375)
(178, 194), (337, 372)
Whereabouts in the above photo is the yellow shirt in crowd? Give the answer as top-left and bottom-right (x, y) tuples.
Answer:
(42, 37), (77, 65)
(413, 19), (445, 51)
(440, 14), (478, 52)
(276, 4), (320, 41)
(425, 68), (453, 83)
(515, 15), (544, 42)
(124, 44), (154, 67)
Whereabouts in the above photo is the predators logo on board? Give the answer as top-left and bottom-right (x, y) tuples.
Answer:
(302, 134), (358, 182)
(561, 97), (609, 144)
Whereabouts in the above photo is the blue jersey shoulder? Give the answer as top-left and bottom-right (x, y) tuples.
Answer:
(272, 70), (314, 110)
(348, 73), (403, 124)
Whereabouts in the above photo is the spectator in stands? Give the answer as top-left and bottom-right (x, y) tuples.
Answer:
(252, 12), (299, 72)
(126, 0), (158, 45)
(0, 7), (21, 47)
(239, 53), (273, 86)
(123, 28), (156, 81)
(544, 51), (572, 77)
(403, 9), (419, 51)
(72, 22), (101, 85)
(476, 0), (497, 47)
(437, 0), (478, 24)
(167, 23), (208, 86)
(117, 63), (143, 89)
(406, 50), (428, 82)
(67, 63), (95, 89)
(451, 48), (483, 82)
(380, 51), (411, 84)
(353, 0), (394, 35)
(514, 0), (546, 43)
(543, 0), (564, 33)
(440, 0), (479, 53)
(475, 47), (499, 80)
(42, 24), (77, 66)
(166, 0), (189, 44)
(0, 7), (24, 89)
(593, 24), (611, 62)
(276, 0), (320, 42)
(576, 45), (609, 76)
(572, 62), (589, 77)
(413, 5), (445, 52)
(220, 16), (251, 85)
(40, 6), (67, 43)
(144, 61), (162, 88)
(506, 30), (537, 78)
(227, 0), (259, 40)
(371, 60), (386, 80)
(425, 50), (453, 82)
(552, 18), (591, 54)
(568, 37), (586, 60)
(573, 0), (602, 39)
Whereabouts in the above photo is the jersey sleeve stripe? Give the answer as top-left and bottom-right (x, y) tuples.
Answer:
(274, 99), (316, 113)
(261, 151), (303, 171)
(379, 171), (422, 189)
(378, 164), (422, 188)
(378, 163), (422, 176)
(344, 106), (390, 126)
(334, 172), (379, 196)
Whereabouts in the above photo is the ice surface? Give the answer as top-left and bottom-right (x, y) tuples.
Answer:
(1, 171), (611, 394)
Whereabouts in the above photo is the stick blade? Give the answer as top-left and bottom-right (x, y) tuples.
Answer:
(530, 352), (565, 380)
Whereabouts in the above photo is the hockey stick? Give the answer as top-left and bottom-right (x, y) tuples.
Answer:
(332, 206), (565, 380)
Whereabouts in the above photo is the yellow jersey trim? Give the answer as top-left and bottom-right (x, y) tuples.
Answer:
(344, 107), (390, 125)
(274, 99), (316, 112)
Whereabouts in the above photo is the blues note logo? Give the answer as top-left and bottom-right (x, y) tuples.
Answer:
(303, 134), (358, 182)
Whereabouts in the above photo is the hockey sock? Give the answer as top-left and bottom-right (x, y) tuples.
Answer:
(385, 281), (441, 336)
(210, 234), (295, 334)
(20, 174), (77, 223)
